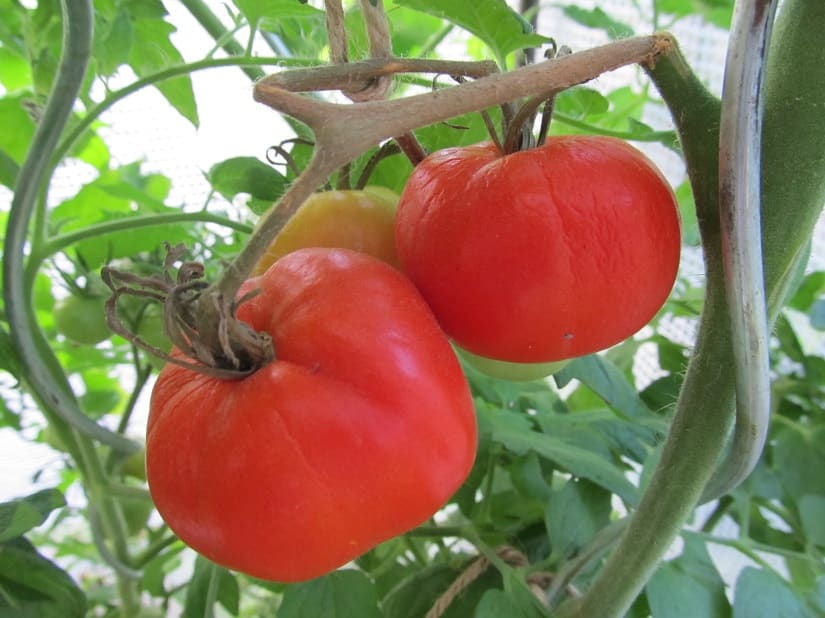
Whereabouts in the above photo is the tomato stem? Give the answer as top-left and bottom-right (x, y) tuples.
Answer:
(176, 36), (672, 374)
(356, 140), (402, 189)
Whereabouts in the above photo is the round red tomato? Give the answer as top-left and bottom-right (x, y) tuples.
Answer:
(147, 248), (476, 582)
(395, 136), (681, 363)
(252, 187), (400, 276)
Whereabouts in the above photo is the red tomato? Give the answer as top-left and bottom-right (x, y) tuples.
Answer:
(395, 136), (681, 363)
(147, 248), (476, 582)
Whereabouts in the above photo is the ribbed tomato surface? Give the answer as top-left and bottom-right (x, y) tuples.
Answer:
(147, 248), (476, 582)
(395, 136), (681, 363)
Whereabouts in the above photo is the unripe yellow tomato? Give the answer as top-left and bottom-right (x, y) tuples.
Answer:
(252, 187), (400, 276)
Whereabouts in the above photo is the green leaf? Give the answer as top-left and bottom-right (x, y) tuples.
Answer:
(561, 6), (635, 40)
(278, 570), (383, 618)
(0, 95), (37, 165)
(50, 166), (189, 268)
(474, 579), (548, 618)
(646, 533), (731, 618)
(733, 567), (805, 618)
(394, 0), (551, 63)
(799, 495), (825, 547)
(27, 0), (63, 97)
(555, 355), (657, 422)
(656, 0), (694, 19)
(207, 157), (290, 208)
(0, 537), (86, 618)
(479, 404), (639, 504)
(789, 271), (825, 312)
(0, 488), (65, 543)
(675, 180), (701, 246)
(553, 86), (610, 119)
(94, 8), (134, 77)
(0, 46), (32, 92)
(773, 426), (825, 500)
(545, 479), (611, 559)
(128, 18), (198, 126)
(235, 0), (324, 26)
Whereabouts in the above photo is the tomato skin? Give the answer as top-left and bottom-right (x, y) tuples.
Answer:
(54, 294), (111, 345)
(252, 187), (400, 276)
(395, 137), (681, 363)
(147, 248), (476, 582)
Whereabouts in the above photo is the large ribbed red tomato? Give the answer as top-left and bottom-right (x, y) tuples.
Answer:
(395, 136), (681, 363)
(146, 248), (476, 582)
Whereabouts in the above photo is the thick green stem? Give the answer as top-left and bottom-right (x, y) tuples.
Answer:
(562, 0), (825, 609)
(563, 269), (735, 618)
(760, 0), (825, 307)
(2, 0), (138, 453)
(559, 37), (732, 617)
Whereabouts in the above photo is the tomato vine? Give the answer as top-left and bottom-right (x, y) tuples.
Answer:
(3, 0), (825, 616)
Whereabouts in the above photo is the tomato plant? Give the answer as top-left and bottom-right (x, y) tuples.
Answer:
(53, 293), (111, 345)
(3, 0), (824, 616)
(252, 187), (400, 275)
(146, 248), (476, 582)
(395, 136), (682, 363)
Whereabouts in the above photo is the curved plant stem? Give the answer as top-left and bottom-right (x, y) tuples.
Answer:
(2, 0), (138, 453)
(558, 37), (733, 618)
(35, 212), (251, 262)
(545, 519), (628, 607)
(701, 0), (777, 502)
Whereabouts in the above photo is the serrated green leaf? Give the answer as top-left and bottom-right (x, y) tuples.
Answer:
(128, 18), (198, 126)
(95, 8), (133, 77)
(394, 0), (551, 63)
(278, 570), (383, 618)
(0, 537), (86, 618)
(479, 404), (639, 504)
(0, 489), (65, 543)
(545, 479), (611, 559)
(554, 87), (610, 119)
(646, 533), (731, 618)
(208, 156), (290, 209)
(555, 355), (655, 422)
(733, 567), (805, 618)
